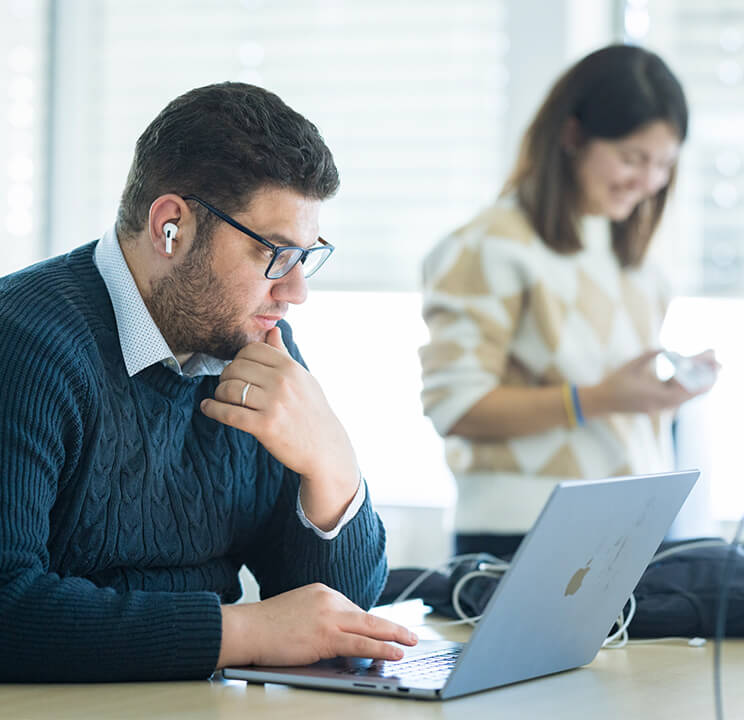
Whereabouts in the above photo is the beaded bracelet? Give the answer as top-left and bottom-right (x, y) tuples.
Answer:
(562, 383), (585, 428)
(570, 384), (585, 426)
(562, 382), (578, 428)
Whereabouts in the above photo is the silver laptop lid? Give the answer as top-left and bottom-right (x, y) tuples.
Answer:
(442, 470), (699, 698)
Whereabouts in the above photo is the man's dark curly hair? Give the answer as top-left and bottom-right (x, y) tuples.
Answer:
(116, 82), (339, 241)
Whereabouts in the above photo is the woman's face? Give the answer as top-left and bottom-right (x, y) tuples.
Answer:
(573, 120), (681, 221)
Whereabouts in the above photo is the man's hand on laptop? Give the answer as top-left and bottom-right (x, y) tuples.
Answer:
(217, 583), (418, 669)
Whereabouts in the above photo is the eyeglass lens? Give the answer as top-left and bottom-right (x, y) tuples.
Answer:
(268, 246), (332, 279)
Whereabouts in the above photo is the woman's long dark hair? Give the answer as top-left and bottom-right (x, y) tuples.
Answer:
(502, 44), (688, 267)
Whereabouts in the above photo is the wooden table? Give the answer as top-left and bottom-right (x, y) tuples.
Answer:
(3, 612), (742, 719)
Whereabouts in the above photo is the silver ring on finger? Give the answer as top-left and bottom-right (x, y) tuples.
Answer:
(241, 382), (252, 407)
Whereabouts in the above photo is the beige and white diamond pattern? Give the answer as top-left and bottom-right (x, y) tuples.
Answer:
(420, 199), (673, 533)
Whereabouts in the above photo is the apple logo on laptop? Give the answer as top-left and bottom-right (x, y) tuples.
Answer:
(564, 559), (592, 596)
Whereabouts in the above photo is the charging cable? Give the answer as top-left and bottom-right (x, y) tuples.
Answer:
(714, 514), (744, 720)
(391, 553), (501, 606)
(391, 553), (508, 628)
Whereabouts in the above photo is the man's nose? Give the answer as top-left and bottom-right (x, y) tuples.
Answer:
(271, 262), (308, 305)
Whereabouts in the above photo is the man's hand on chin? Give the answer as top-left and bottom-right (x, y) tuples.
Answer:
(200, 327), (361, 528)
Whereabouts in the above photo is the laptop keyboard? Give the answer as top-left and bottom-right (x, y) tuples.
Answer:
(337, 647), (462, 683)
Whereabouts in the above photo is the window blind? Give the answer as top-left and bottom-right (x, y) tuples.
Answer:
(48, 0), (509, 291)
(0, 0), (48, 275)
(625, 0), (744, 295)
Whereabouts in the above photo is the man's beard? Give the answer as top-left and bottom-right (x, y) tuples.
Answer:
(144, 241), (248, 362)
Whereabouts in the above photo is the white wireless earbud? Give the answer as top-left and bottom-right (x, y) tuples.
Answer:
(163, 222), (178, 255)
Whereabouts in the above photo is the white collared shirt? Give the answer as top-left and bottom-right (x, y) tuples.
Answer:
(93, 227), (364, 539)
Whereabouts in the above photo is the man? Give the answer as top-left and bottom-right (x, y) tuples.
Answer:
(0, 83), (416, 682)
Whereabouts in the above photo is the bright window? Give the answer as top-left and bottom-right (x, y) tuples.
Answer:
(290, 290), (455, 507)
(0, 0), (48, 274)
(45, 0), (509, 294)
(622, 0), (744, 523)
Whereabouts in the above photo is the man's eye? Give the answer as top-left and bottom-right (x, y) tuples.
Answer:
(253, 245), (273, 259)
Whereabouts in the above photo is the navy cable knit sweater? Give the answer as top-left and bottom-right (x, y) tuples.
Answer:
(0, 243), (387, 682)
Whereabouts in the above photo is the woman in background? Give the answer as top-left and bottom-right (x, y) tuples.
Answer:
(419, 44), (718, 560)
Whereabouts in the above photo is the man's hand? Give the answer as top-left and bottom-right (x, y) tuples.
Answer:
(217, 584), (418, 668)
(200, 327), (360, 529)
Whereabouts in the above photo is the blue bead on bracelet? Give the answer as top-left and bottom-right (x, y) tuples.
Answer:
(570, 384), (585, 427)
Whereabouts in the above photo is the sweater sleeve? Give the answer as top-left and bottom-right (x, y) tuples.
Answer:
(419, 230), (527, 436)
(0, 319), (222, 682)
(244, 469), (388, 610)
(244, 320), (388, 609)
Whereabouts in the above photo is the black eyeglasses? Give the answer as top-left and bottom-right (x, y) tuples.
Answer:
(182, 194), (334, 280)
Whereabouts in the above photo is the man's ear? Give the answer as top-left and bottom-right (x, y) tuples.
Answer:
(148, 194), (192, 259)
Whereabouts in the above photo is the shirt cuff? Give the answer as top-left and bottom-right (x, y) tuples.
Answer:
(295, 474), (367, 540)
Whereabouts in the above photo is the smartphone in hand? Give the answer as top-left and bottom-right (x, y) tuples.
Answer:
(657, 351), (717, 392)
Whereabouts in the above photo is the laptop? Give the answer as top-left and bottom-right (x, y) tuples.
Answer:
(224, 470), (699, 700)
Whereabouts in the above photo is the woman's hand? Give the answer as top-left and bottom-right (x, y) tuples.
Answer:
(581, 349), (719, 417)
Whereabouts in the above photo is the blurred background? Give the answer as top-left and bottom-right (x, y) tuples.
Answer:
(2, 0), (743, 570)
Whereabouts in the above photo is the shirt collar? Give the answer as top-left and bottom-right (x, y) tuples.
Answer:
(93, 226), (229, 378)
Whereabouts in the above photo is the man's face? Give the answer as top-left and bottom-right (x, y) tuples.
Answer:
(145, 187), (321, 360)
